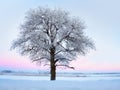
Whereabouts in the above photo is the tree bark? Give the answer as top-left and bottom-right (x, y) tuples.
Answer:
(50, 46), (56, 80)
(50, 63), (56, 80)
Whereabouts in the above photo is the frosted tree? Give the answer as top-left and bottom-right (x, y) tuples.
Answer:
(11, 7), (95, 80)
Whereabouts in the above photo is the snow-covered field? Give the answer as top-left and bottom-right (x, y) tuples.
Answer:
(0, 74), (120, 90)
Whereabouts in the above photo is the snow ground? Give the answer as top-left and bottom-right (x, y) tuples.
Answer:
(0, 75), (120, 90)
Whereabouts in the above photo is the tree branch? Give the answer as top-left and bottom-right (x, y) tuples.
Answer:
(42, 47), (50, 53)
(55, 50), (62, 55)
(56, 31), (71, 46)
(58, 44), (75, 55)
(32, 57), (50, 62)
(56, 64), (75, 69)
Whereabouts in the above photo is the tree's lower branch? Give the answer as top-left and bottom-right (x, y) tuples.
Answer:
(56, 64), (75, 69)
(32, 57), (49, 62)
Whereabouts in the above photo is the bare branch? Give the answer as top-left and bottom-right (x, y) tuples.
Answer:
(56, 64), (75, 69)
(55, 57), (72, 63)
(55, 50), (62, 55)
(32, 57), (50, 62)
(56, 31), (71, 46)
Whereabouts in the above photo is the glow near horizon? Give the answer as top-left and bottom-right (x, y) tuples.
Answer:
(0, 0), (120, 72)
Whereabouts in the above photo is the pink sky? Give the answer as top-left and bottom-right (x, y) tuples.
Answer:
(70, 58), (120, 72)
(0, 53), (120, 72)
(0, 54), (40, 70)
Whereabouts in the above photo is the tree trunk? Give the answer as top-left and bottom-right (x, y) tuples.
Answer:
(50, 46), (56, 80)
(50, 63), (56, 80)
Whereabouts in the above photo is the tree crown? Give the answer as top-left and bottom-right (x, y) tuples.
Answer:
(11, 7), (95, 67)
